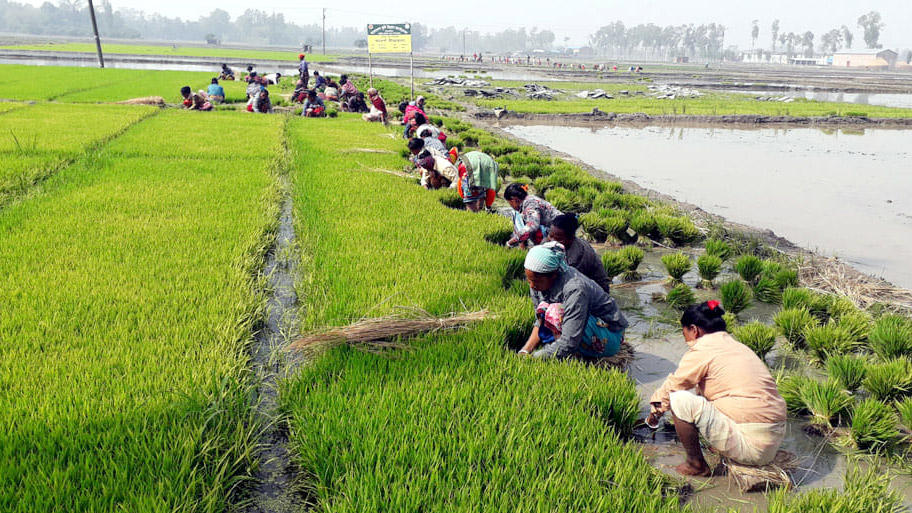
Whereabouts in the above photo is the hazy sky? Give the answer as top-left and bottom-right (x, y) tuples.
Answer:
(41, 0), (912, 50)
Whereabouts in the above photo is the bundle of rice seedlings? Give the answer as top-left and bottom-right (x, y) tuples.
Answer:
(720, 279), (752, 315)
(776, 373), (814, 413)
(781, 287), (829, 321)
(895, 397), (912, 432)
(804, 323), (856, 363)
(592, 190), (623, 210)
(836, 311), (872, 343)
(655, 214), (700, 245)
(591, 340), (636, 370)
(825, 295), (859, 320)
(696, 254), (723, 288)
(617, 246), (645, 281)
(545, 187), (585, 214)
(735, 255), (764, 284)
(867, 315), (912, 361)
(773, 307), (818, 348)
(579, 212), (609, 242)
(288, 309), (491, 357)
(661, 252), (690, 283)
(753, 277), (783, 304)
(703, 238), (732, 260)
(601, 251), (629, 280)
(849, 398), (899, 452)
(628, 211), (657, 238)
(574, 186), (599, 210)
(773, 268), (799, 289)
(825, 354), (867, 392)
(666, 283), (695, 310)
(722, 312), (739, 329)
(799, 379), (853, 431)
(732, 322), (778, 360)
(863, 358), (912, 402)
(724, 450), (798, 493)
(599, 213), (631, 242)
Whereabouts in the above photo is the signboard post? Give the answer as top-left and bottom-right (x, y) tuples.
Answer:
(367, 23), (413, 99)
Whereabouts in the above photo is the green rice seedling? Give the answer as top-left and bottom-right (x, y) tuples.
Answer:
(825, 295), (859, 320)
(615, 193), (651, 210)
(849, 398), (899, 452)
(761, 259), (784, 277)
(660, 252), (690, 283)
(776, 374), (814, 413)
(600, 213), (632, 243)
(579, 212), (609, 242)
(654, 214), (700, 245)
(722, 312), (739, 329)
(696, 254), (723, 288)
(895, 397), (912, 432)
(575, 186), (599, 210)
(665, 283), (695, 310)
(731, 322), (778, 360)
(734, 255), (764, 284)
(617, 246), (645, 280)
(720, 279), (752, 315)
(781, 287), (829, 321)
(601, 250), (629, 280)
(629, 211), (657, 239)
(773, 268), (799, 289)
(826, 354), (867, 392)
(753, 276), (783, 304)
(837, 311), (872, 342)
(799, 379), (853, 431)
(863, 358), (912, 402)
(774, 307), (818, 348)
(544, 187), (585, 214)
(767, 463), (901, 512)
(804, 324), (857, 363)
(867, 315), (912, 360)
(703, 238), (732, 260)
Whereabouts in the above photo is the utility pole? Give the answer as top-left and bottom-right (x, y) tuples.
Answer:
(719, 27), (725, 69)
(322, 8), (326, 54)
(87, 0), (105, 68)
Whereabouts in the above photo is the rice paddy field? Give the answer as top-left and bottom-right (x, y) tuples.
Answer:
(2, 64), (911, 512)
(0, 42), (337, 62)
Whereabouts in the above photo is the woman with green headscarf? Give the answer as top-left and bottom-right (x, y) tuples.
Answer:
(519, 242), (628, 359)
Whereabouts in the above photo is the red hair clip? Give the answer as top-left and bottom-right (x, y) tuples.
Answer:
(707, 300), (720, 310)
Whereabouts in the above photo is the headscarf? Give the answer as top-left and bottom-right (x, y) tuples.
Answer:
(447, 147), (459, 164)
(524, 241), (568, 273)
(417, 153), (435, 170)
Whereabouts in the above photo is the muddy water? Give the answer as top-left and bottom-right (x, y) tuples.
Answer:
(720, 89), (912, 109)
(505, 124), (912, 289)
(234, 194), (307, 513)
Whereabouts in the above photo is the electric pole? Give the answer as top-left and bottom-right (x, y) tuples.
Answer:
(322, 8), (326, 54)
(87, 0), (105, 68)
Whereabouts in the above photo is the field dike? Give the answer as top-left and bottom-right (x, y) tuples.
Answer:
(235, 121), (309, 512)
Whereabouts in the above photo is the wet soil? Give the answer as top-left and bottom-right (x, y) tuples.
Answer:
(234, 193), (308, 513)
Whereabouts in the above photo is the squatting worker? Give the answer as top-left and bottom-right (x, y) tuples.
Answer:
(504, 183), (562, 248)
(207, 78), (225, 104)
(518, 242), (627, 359)
(298, 54), (309, 87)
(647, 301), (787, 476)
(548, 214), (612, 293)
(416, 152), (459, 190)
(453, 150), (499, 212)
(363, 88), (388, 124)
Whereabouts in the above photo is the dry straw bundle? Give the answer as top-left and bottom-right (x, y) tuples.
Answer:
(288, 308), (491, 357)
(722, 450), (799, 493)
(799, 256), (912, 313)
(592, 340), (635, 370)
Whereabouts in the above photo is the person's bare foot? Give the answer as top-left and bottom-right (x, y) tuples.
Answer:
(675, 461), (712, 477)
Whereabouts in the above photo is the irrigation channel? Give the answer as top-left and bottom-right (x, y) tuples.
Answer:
(237, 187), (306, 512)
(503, 124), (912, 290)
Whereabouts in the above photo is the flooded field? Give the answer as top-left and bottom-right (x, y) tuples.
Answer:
(505, 124), (912, 289)
(720, 89), (912, 109)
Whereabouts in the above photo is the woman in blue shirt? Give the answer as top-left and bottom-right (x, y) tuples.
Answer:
(206, 78), (225, 104)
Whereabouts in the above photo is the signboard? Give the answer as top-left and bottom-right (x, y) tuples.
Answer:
(367, 23), (412, 53)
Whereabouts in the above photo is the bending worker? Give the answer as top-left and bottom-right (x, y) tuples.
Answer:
(517, 242), (627, 359)
(646, 301), (787, 477)
(548, 214), (612, 293)
(452, 150), (499, 212)
(504, 183), (562, 248)
(416, 152), (458, 190)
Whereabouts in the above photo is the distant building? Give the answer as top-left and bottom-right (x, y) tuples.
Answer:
(740, 52), (790, 65)
(832, 49), (898, 69)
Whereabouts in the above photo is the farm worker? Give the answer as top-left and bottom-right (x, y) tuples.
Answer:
(363, 88), (388, 124)
(313, 71), (327, 91)
(646, 301), (787, 476)
(219, 64), (235, 80)
(416, 123), (447, 143)
(454, 151), (498, 212)
(400, 101), (428, 139)
(340, 75), (359, 101)
(179, 86), (212, 111)
(302, 90), (326, 117)
(416, 152), (459, 190)
(343, 92), (369, 113)
(408, 135), (446, 158)
(548, 214), (612, 294)
(323, 85), (340, 102)
(206, 78), (225, 104)
(292, 80), (307, 103)
(504, 183), (562, 247)
(251, 87), (273, 113)
(298, 54), (309, 87)
(517, 242), (627, 359)
(263, 72), (282, 85)
(245, 73), (261, 100)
